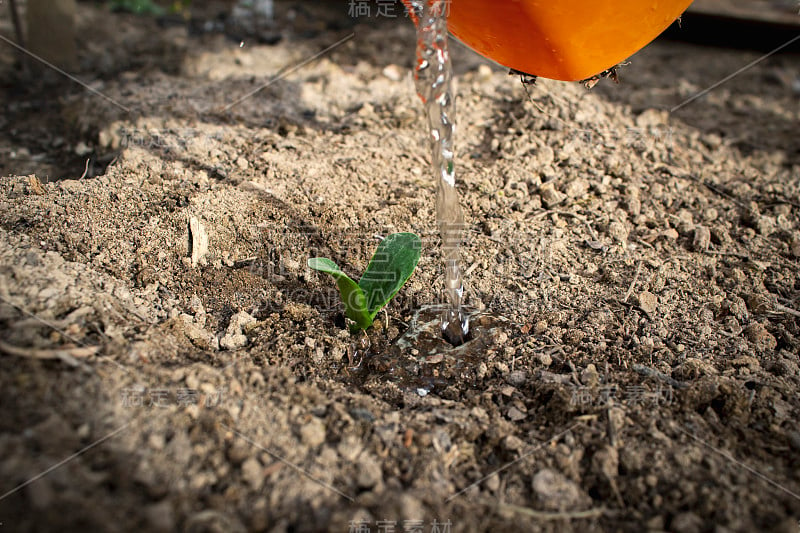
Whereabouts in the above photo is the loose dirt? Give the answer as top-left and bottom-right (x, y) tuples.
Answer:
(1, 2), (799, 531)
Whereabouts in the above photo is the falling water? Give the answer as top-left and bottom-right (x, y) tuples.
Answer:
(407, 0), (469, 345)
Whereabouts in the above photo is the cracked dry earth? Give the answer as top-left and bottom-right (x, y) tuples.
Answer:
(1, 2), (800, 532)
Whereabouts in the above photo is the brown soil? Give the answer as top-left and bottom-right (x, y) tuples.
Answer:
(1, 2), (799, 532)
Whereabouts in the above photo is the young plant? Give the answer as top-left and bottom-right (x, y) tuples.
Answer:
(308, 233), (421, 331)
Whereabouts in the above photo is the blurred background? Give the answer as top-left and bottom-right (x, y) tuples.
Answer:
(1, 0), (799, 180)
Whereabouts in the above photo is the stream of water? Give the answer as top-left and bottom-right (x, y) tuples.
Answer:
(407, 0), (469, 345)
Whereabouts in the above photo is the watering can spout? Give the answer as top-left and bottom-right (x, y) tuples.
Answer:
(403, 0), (694, 81)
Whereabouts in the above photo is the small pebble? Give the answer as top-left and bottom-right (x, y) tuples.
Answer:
(500, 385), (516, 397)
(790, 234), (800, 258)
(483, 474), (500, 492)
(506, 370), (527, 387)
(477, 64), (493, 80)
(507, 406), (527, 421)
(670, 512), (703, 533)
(626, 195), (641, 217)
(532, 469), (589, 511)
(241, 457), (264, 490)
(661, 227), (679, 240)
(756, 216), (775, 236)
(581, 364), (599, 387)
(539, 181), (565, 207)
(357, 455), (383, 489)
(703, 207), (718, 222)
(693, 225), (711, 251)
(608, 221), (629, 243)
(503, 435), (525, 451)
(148, 433), (166, 451)
(637, 291), (658, 314)
(77, 423), (91, 440)
(219, 311), (257, 350)
(189, 216), (209, 268)
(382, 64), (403, 82)
(227, 439), (250, 465)
(425, 353), (444, 364)
(564, 178), (588, 199)
(398, 494), (424, 521)
(75, 141), (92, 156)
(300, 417), (326, 448)
(220, 332), (247, 351)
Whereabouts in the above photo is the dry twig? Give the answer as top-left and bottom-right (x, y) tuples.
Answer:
(0, 339), (99, 367)
(622, 260), (642, 303)
(532, 210), (599, 241)
(498, 503), (612, 520)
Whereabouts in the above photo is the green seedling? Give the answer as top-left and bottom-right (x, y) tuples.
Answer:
(308, 233), (421, 331)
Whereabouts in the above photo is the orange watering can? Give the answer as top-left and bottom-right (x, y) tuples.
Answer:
(404, 0), (694, 81)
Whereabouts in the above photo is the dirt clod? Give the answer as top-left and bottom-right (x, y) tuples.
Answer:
(538, 181), (565, 207)
(745, 322), (778, 352)
(532, 469), (591, 511)
(637, 291), (658, 315)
